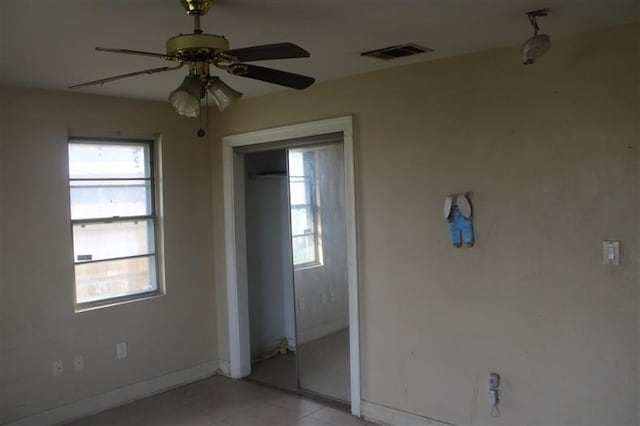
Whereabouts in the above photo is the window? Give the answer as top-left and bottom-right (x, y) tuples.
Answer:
(68, 139), (160, 309)
(288, 150), (321, 268)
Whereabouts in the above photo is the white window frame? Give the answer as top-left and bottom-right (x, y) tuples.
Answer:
(69, 137), (162, 311)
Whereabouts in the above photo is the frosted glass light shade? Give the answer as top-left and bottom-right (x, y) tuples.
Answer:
(208, 77), (242, 111)
(169, 75), (202, 117)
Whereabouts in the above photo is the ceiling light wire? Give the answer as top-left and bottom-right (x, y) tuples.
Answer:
(528, 13), (540, 35)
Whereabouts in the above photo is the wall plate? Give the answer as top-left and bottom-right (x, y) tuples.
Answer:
(602, 241), (620, 265)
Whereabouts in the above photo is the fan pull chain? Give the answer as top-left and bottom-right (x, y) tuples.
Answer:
(205, 90), (210, 136)
(197, 93), (206, 138)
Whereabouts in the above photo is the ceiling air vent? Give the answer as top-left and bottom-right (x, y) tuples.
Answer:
(361, 43), (433, 60)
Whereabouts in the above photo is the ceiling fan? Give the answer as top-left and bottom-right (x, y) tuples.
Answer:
(69, 0), (315, 120)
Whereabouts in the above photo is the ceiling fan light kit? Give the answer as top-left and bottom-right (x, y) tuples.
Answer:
(70, 0), (315, 128)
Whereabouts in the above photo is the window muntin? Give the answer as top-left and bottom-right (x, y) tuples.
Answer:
(288, 150), (321, 268)
(69, 140), (159, 308)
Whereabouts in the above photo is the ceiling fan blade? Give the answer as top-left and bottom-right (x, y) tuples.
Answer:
(237, 64), (314, 89)
(96, 47), (174, 61)
(227, 42), (310, 62)
(69, 64), (184, 89)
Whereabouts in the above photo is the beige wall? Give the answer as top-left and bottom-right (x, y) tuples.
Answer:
(211, 24), (640, 425)
(0, 87), (217, 423)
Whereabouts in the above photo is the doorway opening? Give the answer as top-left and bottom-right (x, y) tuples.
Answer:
(222, 117), (360, 415)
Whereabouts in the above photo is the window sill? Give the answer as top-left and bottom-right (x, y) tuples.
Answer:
(74, 290), (164, 313)
(294, 262), (323, 272)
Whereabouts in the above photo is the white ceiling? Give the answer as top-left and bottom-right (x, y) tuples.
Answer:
(1, 0), (637, 100)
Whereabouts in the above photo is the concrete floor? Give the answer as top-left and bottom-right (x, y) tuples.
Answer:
(66, 375), (370, 426)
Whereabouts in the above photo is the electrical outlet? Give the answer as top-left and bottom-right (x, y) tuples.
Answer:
(330, 290), (336, 302)
(52, 360), (63, 377)
(116, 342), (128, 360)
(74, 355), (84, 372)
(298, 297), (305, 311)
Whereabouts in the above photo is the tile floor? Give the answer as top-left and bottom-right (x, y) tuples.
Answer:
(298, 329), (350, 403)
(250, 329), (351, 403)
(66, 375), (373, 426)
(250, 352), (298, 392)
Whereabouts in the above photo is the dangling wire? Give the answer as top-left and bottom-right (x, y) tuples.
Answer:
(490, 404), (501, 418)
(528, 13), (540, 35)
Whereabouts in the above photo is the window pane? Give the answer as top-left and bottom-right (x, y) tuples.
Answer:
(289, 177), (309, 205)
(69, 143), (150, 179)
(70, 180), (152, 219)
(291, 206), (314, 236)
(73, 220), (155, 262)
(293, 235), (316, 265)
(75, 256), (157, 304)
(288, 151), (304, 176)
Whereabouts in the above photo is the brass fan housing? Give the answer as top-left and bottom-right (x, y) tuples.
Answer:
(180, 0), (214, 15)
(166, 33), (230, 60)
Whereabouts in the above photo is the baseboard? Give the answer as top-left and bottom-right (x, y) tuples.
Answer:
(217, 359), (232, 377)
(286, 337), (296, 352)
(361, 400), (452, 426)
(251, 337), (297, 363)
(5, 360), (219, 426)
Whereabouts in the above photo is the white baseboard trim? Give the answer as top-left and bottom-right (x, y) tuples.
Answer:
(361, 400), (452, 426)
(286, 337), (296, 352)
(217, 359), (232, 377)
(6, 360), (219, 426)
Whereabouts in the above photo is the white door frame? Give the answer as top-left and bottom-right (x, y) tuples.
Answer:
(222, 115), (361, 416)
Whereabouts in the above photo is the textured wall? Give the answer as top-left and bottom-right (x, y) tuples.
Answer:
(211, 24), (640, 425)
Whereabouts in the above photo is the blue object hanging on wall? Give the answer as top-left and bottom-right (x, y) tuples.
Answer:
(444, 193), (474, 247)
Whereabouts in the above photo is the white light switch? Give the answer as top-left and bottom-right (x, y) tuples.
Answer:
(602, 241), (620, 265)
